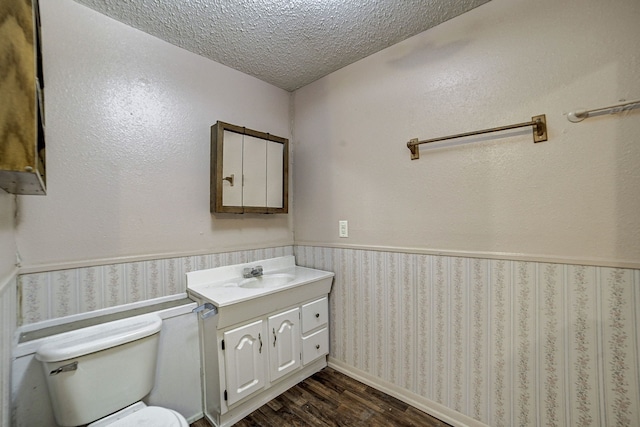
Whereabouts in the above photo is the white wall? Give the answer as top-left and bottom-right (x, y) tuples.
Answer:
(293, 1), (640, 425)
(15, 0), (293, 270)
(5, 2), (292, 425)
(293, 0), (640, 268)
(5, 0), (640, 425)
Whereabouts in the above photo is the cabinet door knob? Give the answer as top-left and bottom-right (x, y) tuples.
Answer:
(223, 174), (234, 186)
(315, 344), (320, 350)
(315, 313), (320, 318)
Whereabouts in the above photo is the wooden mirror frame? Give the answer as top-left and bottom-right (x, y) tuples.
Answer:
(210, 121), (289, 214)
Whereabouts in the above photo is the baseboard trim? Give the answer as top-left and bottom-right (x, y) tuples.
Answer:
(185, 412), (205, 424)
(328, 358), (489, 427)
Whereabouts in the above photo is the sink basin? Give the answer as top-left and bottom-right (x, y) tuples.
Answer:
(239, 273), (295, 289)
(186, 255), (335, 316)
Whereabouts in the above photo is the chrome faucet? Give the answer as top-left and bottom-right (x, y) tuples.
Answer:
(243, 265), (263, 278)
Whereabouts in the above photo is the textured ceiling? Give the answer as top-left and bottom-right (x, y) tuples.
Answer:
(73, 0), (490, 91)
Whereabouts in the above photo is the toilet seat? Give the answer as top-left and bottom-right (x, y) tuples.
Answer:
(89, 402), (189, 427)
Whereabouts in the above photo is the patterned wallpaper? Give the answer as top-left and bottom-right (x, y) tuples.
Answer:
(16, 244), (640, 426)
(18, 246), (293, 325)
(294, 246), (640, 427)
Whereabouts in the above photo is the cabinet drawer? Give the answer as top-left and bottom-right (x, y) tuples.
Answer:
(301, 297), (328, 334)
(302, 328), (328, 365)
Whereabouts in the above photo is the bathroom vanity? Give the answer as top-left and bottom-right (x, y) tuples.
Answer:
(186, 256), (334, 427)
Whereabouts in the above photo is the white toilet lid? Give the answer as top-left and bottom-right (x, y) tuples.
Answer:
(103, 406), (188, 427)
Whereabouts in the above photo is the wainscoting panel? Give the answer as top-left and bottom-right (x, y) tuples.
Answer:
(1, 271), (17, 427)
(294, 246), (640, 427)
(18, 246), (293, 325)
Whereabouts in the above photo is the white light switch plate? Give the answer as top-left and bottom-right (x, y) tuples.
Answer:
(339, 220), (348, 238)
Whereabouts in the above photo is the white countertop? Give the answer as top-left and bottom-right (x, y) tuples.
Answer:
(186, 256), (334, 307)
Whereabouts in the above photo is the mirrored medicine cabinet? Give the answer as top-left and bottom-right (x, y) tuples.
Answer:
(211, 121), (288, 214)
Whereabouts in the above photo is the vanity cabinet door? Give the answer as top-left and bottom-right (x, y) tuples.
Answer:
(223, 320), (265, 406)
(267, 308), (301, 382)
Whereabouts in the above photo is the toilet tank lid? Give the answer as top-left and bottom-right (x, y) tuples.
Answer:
(35, 314), (162, 362)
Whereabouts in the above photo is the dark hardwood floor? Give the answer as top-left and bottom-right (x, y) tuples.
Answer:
(190, 367), (451, 426)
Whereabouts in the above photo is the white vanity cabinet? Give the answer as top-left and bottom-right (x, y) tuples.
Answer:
(202, 296), (330, 426)
(187, 256), (334, 427)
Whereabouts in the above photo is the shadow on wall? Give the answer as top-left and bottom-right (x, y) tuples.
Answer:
(386, 37), (471, 70)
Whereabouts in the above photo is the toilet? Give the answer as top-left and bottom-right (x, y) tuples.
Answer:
(35, 314), (189, 427)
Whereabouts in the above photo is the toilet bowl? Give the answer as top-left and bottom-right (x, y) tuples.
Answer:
(89, 402), (188, 427)
(35, 314), (189, 427)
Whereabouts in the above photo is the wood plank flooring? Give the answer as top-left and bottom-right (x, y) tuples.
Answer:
(190, 367), (451, 426)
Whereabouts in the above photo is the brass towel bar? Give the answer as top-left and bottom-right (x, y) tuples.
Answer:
(407, 114), (548, 160)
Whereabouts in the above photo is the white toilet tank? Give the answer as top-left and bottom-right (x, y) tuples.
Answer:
(35, 314), (163, 427)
